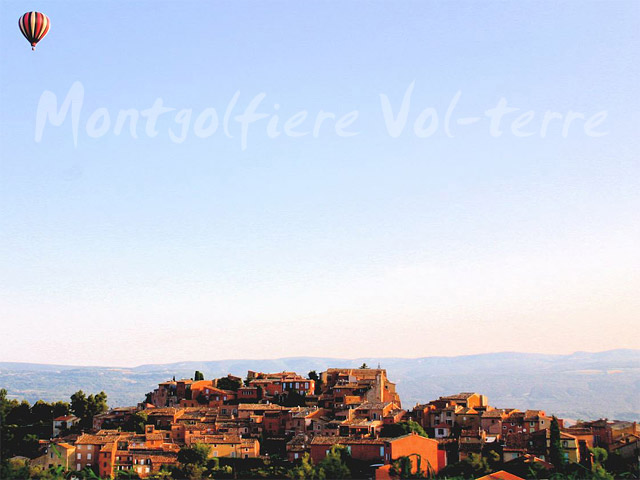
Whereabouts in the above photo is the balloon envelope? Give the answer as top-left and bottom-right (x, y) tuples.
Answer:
(19, 12), (50, 50)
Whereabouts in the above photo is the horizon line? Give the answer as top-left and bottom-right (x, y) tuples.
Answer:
(1, 347), (637, 370)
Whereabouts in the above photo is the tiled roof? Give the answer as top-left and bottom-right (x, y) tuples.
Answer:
(311, 436), (384, 446)
(55, 442), (75, 450)
(76, 434), (117, 445)
(100, 443), (116, 452)
(144, 454), (178, 465)
(476, 470), (525, 480)
(482, 410), (507, 418)
(237, 403), (285, 411)
(53, 415), (78, 422)
(189, 434), (242, 444)
(523, 410), (545, 420)
(442, 392), (477, 400)
(146, 407), (181, 416)
(356, 402), (392, 410)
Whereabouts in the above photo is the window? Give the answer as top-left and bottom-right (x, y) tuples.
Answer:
(379, 446), (384, 457)
(77, 453), (82, 459)
(87, 445), (93, 450)
(87, 453), (92, 460)
(294, 453), (299, 459)
(145, 467), (150, 473)
(77, 464), (81, 471)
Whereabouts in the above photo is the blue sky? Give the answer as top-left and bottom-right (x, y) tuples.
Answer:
(1, 1), (639, 366)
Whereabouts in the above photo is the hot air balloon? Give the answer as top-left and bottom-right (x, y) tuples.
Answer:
(18, 11), (50, 51)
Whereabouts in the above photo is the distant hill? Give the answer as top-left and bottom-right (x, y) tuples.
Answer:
(1, 349), (639, 421)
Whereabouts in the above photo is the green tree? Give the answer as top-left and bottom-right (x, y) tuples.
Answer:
(390, 455), (429, 479)
(71, 390), (107, 429)
(51, 401), (70, 418)
(282, 389), (306, 407)
(87, 391), (108, 417)
(124, 411), (149, 433)
(178, 443), (211, 467)
(590, 447), (614, 480)
(6, 400), (31, 425)
(381, 420), (428, 438)
(549, 416), (565, 471)
(317, 445), (351, 479)
(31, 400), (53, 424)
(287, 453), (318, 480)
(194, 371), (204, 381)
(116, 469), (141, 480)
(439, 453), (491, 478)
(308, 371), (323, 395)
(70, 391), (88, 419)
(1, 389), (19, 419)
(217, 377), (241, 391)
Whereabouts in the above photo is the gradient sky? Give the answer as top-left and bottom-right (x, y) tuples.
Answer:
(1, 1), (639, 366)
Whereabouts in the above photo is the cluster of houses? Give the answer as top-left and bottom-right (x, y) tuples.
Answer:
(412, 392), (639, 471)
(32, 368), (639, 479)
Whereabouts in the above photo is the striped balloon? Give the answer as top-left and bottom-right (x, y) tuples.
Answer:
(18, 12), (50, 51)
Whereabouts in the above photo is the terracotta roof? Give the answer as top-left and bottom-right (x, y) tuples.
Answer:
(100, 443), (116, 452)
(237, 403), (285, 411)
(144, 454), (178, 465)
(146, 407), (181, 416)
(524, 410), (545, 420)
(55, 442), (75, 450)
(476, 470), (525, 480)
(76, 434), (116, 445)
(311, 436), (384, 446)
(356, 402), (392, 410)
(53, 415), (78, 422)
(189, 434), (242, 444)
(442, 392), (478, 400)
(460, 407), (478, 415)
(482, 410), (507, 418)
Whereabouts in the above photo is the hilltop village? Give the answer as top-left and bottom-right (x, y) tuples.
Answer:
(4, 367), (639, 479)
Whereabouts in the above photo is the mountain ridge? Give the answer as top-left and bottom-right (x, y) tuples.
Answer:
(1, 349), (638, 422)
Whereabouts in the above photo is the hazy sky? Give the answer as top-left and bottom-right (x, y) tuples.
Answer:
(1, 1), (639, 366)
